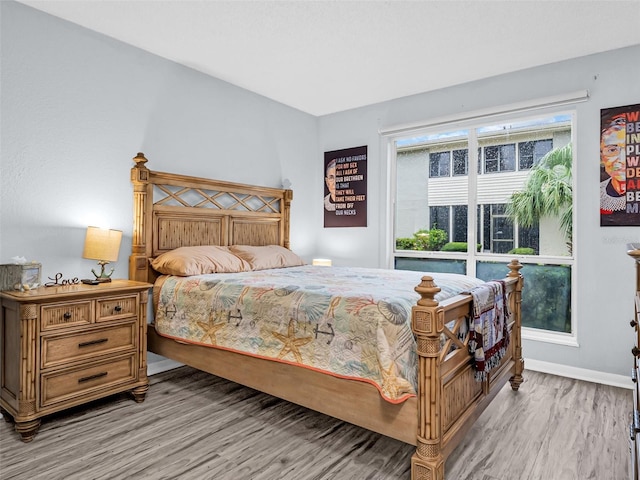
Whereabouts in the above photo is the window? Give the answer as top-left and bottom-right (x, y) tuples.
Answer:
(519, 139), (553, 169)
(519, 223), (540, 253)
(392, 113), (574, 337)
(429, 206), (449, 234)
(483, 144), (516, 173)
(453, 149), (468, 176)
(427, 148), (468, 178)
(487, 204), (514, 254)
(429, 151), (450, 177)
(452, 205), (468, 242)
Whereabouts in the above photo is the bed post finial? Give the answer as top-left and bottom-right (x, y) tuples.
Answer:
(133, 152), (148, 168)
(507, 258), (523, 278)
(131, 153), (150, 183)
(414, 276), (441, 307)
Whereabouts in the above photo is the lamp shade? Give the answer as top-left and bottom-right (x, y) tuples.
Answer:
(82, 227), (122, 262)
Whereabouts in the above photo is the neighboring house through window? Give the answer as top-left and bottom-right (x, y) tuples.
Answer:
(390, 113), (575, 341)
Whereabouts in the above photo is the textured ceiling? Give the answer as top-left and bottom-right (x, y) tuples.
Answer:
(18, 0), (640, 116)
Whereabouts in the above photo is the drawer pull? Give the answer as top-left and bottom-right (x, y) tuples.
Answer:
(632, 319), (638, 328)
(78, 338), (108, 348)
(63, 312), (72, 320)
(114, 305), (122, 313)
(631, 424), (636, 441)
(78, 372), (108, 383)
(633, 347), (640, 357)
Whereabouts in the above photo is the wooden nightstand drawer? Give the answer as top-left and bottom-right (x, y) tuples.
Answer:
(41, 322), (137, 369)
(96, 295), (137, 322)
(41, 301), (93, 331)
(40, 355), (137, 408)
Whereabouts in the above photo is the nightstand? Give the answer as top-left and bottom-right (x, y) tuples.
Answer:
(0, 279), (152, 442)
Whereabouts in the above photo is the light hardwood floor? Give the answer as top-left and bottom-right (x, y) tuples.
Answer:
(0, 366), (631, 480)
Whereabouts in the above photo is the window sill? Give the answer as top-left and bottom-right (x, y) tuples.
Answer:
(522, 327), (578, 347)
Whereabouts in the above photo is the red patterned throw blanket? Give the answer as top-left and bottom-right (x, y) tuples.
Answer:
(466, 280), (509, 381)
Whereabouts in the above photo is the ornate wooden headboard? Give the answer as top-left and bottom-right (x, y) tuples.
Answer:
(129, 152), (293, 284)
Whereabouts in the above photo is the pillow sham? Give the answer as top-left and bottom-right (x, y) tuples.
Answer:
(228, 245), (305, 271)
(150, 245), (250, 276)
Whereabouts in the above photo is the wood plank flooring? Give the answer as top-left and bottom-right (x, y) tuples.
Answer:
(0, 367), (631, 480)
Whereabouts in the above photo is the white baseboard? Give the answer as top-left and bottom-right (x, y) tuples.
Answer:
(148, 358), (183, 376)
(525, 358), (633, 390)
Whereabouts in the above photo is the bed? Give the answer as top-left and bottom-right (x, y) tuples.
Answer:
(128, 152), (524, 480)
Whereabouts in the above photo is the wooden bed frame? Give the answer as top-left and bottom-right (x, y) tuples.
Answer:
(128, 152), (524, 480)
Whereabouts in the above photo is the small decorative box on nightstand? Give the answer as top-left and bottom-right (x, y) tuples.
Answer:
(0, 262), (41, 291)
(0, 279), (152, 442)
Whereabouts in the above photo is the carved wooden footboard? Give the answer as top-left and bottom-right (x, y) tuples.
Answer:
(410, 266), (523, 479)
(129, 153), (524, 480)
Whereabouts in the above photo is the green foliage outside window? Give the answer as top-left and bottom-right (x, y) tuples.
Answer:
(395, 228), (448, 251)
(395, 237), (417, 250)
(441, 242), (482, 252)
(477, 261), (571, 333)
(507, 247), (536, 255)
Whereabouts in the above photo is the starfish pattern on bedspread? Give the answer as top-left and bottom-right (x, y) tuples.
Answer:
(379, 361), (413, 399)
(272, 319), (313, 363)
(196, 312), (226, 345)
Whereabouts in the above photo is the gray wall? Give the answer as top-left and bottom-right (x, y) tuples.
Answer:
(3, 1), (640, 379)
(316, 44), (640, 377)
(1, 1), (318, 282)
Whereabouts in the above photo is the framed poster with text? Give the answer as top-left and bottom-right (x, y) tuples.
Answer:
(600, 103), (640, 226)
(324, 145), (367, 228)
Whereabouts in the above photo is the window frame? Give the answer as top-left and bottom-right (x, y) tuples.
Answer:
(383, 103), (580, 347)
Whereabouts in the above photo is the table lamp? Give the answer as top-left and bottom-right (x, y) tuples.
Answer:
(82, 226), (122, 282)
(312, 258), (332, 266)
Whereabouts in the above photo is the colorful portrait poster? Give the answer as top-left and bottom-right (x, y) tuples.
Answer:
(600, 103), (640, 226)
(324, 145), (367, 228)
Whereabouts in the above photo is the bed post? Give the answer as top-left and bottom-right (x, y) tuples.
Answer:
(283, 189), (293, 249)
(411, 276), (445, 480)
(507, 259), (525, 390)
(129, 152), (152, 283)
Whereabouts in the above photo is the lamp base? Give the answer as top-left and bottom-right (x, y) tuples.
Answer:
(91, 263), (114, 282)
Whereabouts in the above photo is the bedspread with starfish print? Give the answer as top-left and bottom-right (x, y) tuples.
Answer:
(154, 265), (485, 403)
